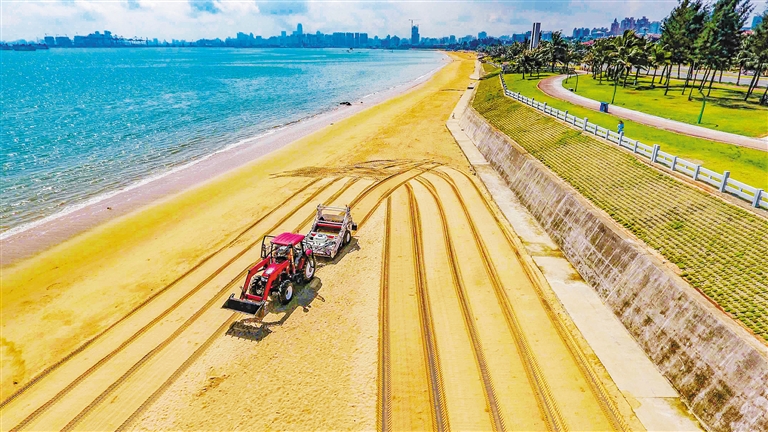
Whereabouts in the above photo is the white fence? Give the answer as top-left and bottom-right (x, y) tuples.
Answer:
(497, 73), (767, 210)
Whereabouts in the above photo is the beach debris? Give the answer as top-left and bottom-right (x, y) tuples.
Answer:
(339, 101), (352, 106)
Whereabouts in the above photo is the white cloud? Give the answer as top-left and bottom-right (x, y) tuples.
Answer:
(1, 0), (678, 42)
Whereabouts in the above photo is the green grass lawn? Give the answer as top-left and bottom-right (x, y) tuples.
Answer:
(473, 75), (768, 343)
(566, 74), (768, 137)
(501, 72), (768, 189)
(481, 62), (499, 75)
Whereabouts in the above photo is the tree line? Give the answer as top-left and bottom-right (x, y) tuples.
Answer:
(480, 0), (768, 104)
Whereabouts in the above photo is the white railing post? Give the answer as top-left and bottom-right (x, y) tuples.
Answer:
(693, 165), (701, 180)
(633, 141), (639, 153)
(753, 189), (764, 208)
(719, 171), (730, 193)
(605, 129), (610, 140)
(651, 144), (660, 163)
(618, 132), (624, 147)
(582, 118), (588, 131)
(670, 156), (678, 171)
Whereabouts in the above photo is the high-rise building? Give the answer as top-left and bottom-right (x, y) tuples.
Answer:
(753, 15), (764, 29)
(620, 17), (636, 32)
(591, 27), (608, 38)
(297, 23), (303, 35)
(411, 25), (420, 45)
(354, 32), (360, 47)
(345, 32), (354, 47)
(360, 33), (368, 46)
(55, 35), (73, 47)
(332, 32), (345, 47)
(449, 35), (456, 44)
(478, 31), (487, 40)
(572, 27), (590, 39)
(610, 18), (620, 35)
(529, 22), (541, 49)
(44, 36), (55, 46)
(392, 35), (401, 47)
(636, 16), (650, 32)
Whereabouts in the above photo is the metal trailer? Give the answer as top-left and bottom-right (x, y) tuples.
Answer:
(303, 205), (357, 259)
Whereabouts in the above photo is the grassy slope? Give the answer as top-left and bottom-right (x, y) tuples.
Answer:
(501, 72), (768, 189)
(570, 74), (768, 137)
(473, 74), (768, 342)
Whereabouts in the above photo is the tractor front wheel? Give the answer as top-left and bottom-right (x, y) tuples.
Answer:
(303, 255), (316, 283)
(278, 280), (294, 305)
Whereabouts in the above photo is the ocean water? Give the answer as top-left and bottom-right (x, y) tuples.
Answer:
(1, 48), (445, 235)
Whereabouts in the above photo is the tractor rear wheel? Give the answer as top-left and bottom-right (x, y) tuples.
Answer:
(302, 255), (316, 283)
(278, 280), (294, 305)
(344, 230), (351, 246)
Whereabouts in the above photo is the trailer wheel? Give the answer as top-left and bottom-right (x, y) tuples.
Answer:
(278, 280), (294, 305)
(303, 255), (316, 283)
(344, 230), (351, 246)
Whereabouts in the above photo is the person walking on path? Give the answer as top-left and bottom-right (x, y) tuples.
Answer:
(617, 120), (624, 135)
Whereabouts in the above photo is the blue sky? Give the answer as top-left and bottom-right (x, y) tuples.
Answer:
(2, 0), (689, 41)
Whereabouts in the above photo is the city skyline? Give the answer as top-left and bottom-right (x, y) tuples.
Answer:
(12, 9), (766, 49)
(2, 0), (690, 42)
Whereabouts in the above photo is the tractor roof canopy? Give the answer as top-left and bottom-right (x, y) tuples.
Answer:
(272, 232), (305, 246)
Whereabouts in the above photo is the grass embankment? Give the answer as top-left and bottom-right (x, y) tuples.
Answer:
(474, 75), (768, 342)
(501, 72), (768, 189)
(570, 74), (768, 137)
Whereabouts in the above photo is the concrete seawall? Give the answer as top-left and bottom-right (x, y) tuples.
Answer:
(459, 106), (768, 432)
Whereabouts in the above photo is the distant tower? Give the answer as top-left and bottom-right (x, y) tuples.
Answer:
(530, 22), (541, 49)
(411, 25), (420, 45)
(610, 18), (620, 35)
(297, 23), (303, 35)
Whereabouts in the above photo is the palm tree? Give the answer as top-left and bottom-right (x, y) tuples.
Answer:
(548, 31), (568, 72)
(516, 50), (536, 79)
(744, 11), (768, 103)
(611, 30), (643, 86)
(648, 43), (672, 88)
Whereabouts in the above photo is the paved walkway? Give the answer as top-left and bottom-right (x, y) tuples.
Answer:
(538, 74), (768, 152)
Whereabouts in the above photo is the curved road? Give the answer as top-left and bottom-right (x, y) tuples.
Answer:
(538, 74), (768, 152)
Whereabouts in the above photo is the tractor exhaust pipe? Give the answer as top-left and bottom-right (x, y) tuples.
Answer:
(222, 294), (264, 316)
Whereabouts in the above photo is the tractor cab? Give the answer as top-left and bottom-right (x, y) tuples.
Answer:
(264, 232), (306, 267)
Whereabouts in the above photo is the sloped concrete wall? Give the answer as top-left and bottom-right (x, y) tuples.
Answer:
(459, 107), (768, 432)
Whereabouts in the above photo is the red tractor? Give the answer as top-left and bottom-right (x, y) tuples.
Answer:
(222, 232), (316, 318)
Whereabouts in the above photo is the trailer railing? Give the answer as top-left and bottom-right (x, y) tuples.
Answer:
(495, 73), (767, 210)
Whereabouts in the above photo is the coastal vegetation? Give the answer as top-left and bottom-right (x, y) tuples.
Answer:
(480, 1), (768, 135)
(472, 74), (768, 342)
(493, 69), (768, 189)
(568, 74), (767, 137)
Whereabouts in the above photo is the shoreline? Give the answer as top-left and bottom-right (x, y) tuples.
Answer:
(0, 56), (450, 266)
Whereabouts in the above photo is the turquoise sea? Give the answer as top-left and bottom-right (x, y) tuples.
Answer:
(1, 48), (445, 235)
